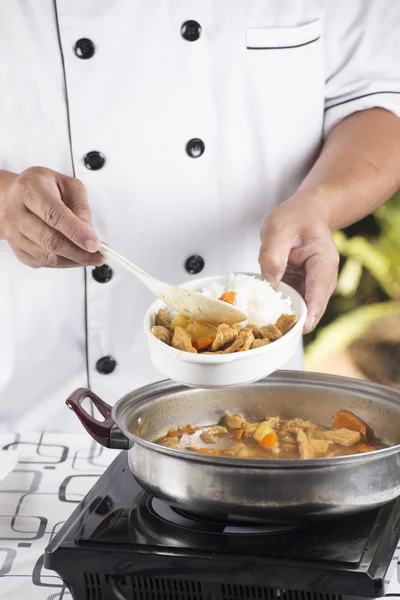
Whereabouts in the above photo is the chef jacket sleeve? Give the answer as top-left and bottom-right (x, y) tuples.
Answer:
(323, 0), (400, 138)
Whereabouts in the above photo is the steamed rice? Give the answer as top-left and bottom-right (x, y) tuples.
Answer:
(200, 274), (293, 327)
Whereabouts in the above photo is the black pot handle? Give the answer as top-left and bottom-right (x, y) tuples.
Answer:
(66, 388), (121, 448)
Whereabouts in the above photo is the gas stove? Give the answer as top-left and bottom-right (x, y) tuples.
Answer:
(45, 451), (400, 600)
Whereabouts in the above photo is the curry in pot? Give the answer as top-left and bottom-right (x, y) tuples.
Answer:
(156, 410), (387, 459)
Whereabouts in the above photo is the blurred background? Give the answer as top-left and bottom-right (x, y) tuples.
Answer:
(305, 190), (400, 390)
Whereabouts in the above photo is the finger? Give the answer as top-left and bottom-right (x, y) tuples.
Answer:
(21, 175), (100, 253)
(259, 226), (294, 287)
(13, 248), (42, 269)
(303, 248), (339, 333)
(15, 232), (85, 268)
(18, 208), (105, 267)
(281, 272), (306, 298)
(57, 175), (93, 225)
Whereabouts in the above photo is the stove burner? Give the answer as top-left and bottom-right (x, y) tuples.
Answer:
(149, 497), (308, 535)
(45, 452), (400, 600)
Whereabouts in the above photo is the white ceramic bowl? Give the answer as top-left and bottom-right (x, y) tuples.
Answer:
(144, 273), (307, 388)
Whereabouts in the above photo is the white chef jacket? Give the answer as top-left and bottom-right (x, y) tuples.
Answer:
(1, 0), (400, 432)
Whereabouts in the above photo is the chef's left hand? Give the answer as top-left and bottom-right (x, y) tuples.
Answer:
(259, 190), (339, 334)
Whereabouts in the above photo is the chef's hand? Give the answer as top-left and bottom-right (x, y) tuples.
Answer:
(0, 166), (104, 268)
(259, 191), (339, 334)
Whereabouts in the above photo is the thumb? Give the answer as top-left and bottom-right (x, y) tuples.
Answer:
(258, 230), (293, 287)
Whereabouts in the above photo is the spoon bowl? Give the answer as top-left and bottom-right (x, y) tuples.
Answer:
(99, 243), (247, 324)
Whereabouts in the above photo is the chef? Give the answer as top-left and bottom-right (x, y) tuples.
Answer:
(0, 1), (399, 432)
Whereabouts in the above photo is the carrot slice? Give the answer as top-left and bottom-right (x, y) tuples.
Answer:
(218, 291), (236, 305)
(197, 448), (220, 456)
(232, 429), (244, 440)
(260, 432), (278, 449)
(192, 336), (216, 351)
(331, 410), (368, 441)
(354, 442), (376, 453)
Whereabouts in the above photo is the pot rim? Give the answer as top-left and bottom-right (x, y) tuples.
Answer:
(112, 370), (400, 468)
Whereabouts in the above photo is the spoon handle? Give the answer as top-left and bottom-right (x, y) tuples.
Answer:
(98, 243), (163, 294)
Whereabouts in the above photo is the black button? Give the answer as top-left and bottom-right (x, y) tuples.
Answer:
(185, 255), (205, 275)
(181, 20), (202, 42)
(84, 151), (105, 170)
(186, 138), (205, 158)
(74, 38), (95, 59)
(92, 264), (113, 283)
(96, 356), (117, 375)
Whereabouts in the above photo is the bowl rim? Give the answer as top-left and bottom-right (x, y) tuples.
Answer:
(143, 272), (307, 364)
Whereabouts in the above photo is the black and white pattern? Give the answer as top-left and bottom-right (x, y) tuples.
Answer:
(0, 433), (119, 599)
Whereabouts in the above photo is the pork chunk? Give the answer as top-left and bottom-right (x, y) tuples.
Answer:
(260, 325), (282, 342)
(248, 324), (263, 339)
(211, 324), (238, 351)
(275, 314), (298, 335)
(155, 308), (172, 329)
(235, 328), (255, 351)
(151, 325), (171, 345)
(251, 339), (270, 349)
(200, 426), (228, 444)
(171, 326), (197, 353)
(223, 412), (245, 431)
(318, 428), (361, 446)
(293, 428), (329, 459)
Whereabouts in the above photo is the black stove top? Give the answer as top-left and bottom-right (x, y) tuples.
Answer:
(45, 452), (400, 600)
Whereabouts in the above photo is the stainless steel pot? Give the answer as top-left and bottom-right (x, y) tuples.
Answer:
(66, 371), (400, 521)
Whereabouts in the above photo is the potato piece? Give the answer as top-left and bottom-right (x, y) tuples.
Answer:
(171, 327), (197, 353)
(254, 422), (278, 449)
(155, 308), (171, 329)
(170, 314), (192, 330)
(223, 412), (245, 431)
(237, 445), (251, 458)
(275, 314), (298, 335)
(186, 322), (217, 341)
(251, 339), (270, 349)
(317, 428), (361, 446)
(151, 325), (171, 345)
(331, 410), (368, 441)
(200, 426), (228, 444)
(211, 324), (238, 351)
(260, 325), (282, 342)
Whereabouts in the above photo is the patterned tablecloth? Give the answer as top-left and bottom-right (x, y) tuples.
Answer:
(0, 432), (119, 600)
(1, 432), (400, 600)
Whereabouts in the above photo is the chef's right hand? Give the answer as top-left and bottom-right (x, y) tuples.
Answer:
(0, 166), (105, 268)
